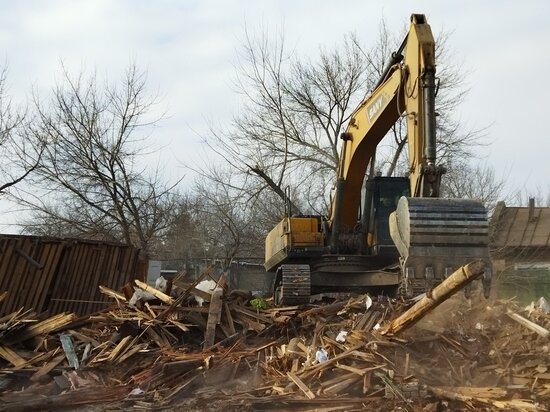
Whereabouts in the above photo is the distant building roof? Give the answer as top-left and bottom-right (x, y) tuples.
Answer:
(490, 200), (550, 250)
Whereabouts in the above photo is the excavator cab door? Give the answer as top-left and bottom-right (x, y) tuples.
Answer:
(367, 177), (410, 256)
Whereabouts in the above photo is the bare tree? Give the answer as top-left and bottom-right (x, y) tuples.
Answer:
(203, 20), (485, 221)
(15, 65), (180, 256)
(191, 165), (271, 265)
(203, 30), (372, 218)
(0, 67), (43, 196)
(441, 161), (508, 212)
(511, 187), (550, 207)
(153, 193), (205, 265)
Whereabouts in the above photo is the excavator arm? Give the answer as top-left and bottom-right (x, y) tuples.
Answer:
(328, 14), (442, 239)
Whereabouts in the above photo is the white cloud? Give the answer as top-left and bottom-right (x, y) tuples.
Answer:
(0, 0), (549, 230)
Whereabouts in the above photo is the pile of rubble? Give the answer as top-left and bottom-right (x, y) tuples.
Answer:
(0, 266), (549, 411)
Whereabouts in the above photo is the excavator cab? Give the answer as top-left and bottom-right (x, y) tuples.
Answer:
(365, 176), (410, 257)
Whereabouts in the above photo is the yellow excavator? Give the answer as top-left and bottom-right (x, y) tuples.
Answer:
(264, 14), (492, 304)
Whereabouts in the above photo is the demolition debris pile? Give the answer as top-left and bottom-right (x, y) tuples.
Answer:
(0, 266), (549, 411)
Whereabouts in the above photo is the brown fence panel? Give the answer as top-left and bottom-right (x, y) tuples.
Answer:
(0, 235), (145, 317)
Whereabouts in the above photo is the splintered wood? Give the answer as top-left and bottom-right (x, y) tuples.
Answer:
(0, 264), (548, 411)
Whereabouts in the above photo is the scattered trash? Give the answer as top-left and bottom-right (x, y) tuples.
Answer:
(194, 279), (218, 306)
(315, 347), (328, 363)
(538, 297), (550, 314)
(128, 388), (145, 396)
(365, 294), (373, 310)
(155, 276), (167, 293)
(335, 330), (348, 343)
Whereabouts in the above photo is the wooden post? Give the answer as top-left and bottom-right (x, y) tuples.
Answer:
(203, 286), (224, 349)
(382, 260), (485, 336)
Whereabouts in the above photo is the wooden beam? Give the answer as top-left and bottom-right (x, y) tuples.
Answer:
(382, 261), (485, 336)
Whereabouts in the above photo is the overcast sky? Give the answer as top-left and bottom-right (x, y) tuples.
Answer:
(0, 0), (548, 231)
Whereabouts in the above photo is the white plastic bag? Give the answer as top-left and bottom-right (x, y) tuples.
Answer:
(315, 347), (328, 363)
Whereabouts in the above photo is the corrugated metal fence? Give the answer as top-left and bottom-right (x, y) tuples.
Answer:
(0, 234), (146, 317)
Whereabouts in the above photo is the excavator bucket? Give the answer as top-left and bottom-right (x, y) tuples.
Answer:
(389, 197), (492, 297)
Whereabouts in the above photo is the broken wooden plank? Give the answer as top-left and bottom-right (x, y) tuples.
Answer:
(320, 372), (358, 388)
(190, 287), (212, 304)
(233, 316), (265, 333)
(167, 319), (191, 333)
(232, 306), (273, 324)
(162, 359), (204, 375)
(382, 261), (485, 335)
(336, 363), (369, 376)
(0, 344), (26, 368)
(81, 343), (92, 364)
(298, 301), (347, 319)
(116, 342), (147, 364)
(134, 280), (173, 305)
(6, 312), (77, 344)
(99, 285), (127, 302)
(68, 330), (100, 347)
(12, 349), (55, 370)
(30, 353), (65, 382)
(301, 344), (364, 379)
(141, 327), (168, 349)
(107, 335), (133, 363)
(287, 372), (316, 399)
